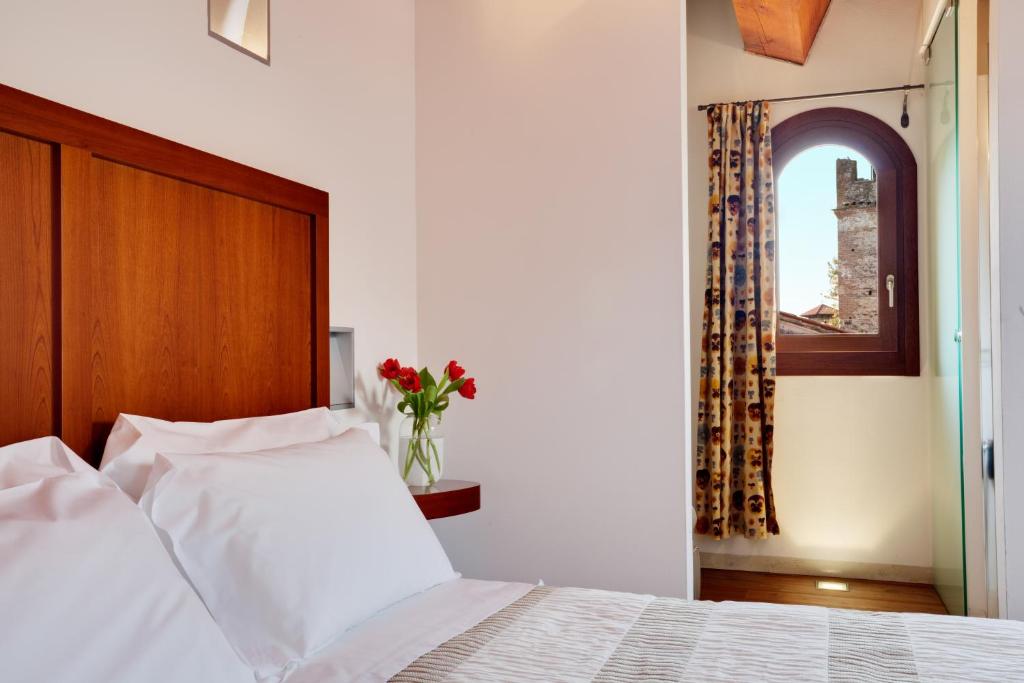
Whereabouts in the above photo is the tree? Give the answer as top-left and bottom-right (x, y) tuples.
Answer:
(824, 257), (842, 329)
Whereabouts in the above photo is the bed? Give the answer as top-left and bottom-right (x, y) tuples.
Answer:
(2, 83), (1024, 683)
(303, 579), (1024, 682)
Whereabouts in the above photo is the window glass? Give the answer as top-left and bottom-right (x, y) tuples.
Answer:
(777, 145), (879, 335)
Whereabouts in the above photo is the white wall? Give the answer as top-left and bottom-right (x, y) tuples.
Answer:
(687, 0), (935, 578)
(416, 1), (691, 597)
(0, 0), (418, 448)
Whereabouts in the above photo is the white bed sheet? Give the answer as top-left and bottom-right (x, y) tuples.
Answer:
(286, 578), (533, 683)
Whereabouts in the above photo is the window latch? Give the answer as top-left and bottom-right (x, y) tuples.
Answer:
(886, 274), (896, 308)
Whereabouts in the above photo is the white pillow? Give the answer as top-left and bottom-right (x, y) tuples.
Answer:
(140, 429), (456, 680)
(0, 435), (92, 490)
(0, 446), (253, 683)
(100, 407), (344, 501)
(347, 421), (381, 446)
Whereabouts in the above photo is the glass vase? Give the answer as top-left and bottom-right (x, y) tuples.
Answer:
(399, 414), (444, 487)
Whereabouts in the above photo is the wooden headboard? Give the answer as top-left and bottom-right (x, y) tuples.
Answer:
(0, 84), (329, 465)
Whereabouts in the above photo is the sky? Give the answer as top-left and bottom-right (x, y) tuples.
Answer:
(777, 144), (874, 315)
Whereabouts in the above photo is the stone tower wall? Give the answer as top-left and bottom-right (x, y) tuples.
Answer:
(834, 158), (879, 333)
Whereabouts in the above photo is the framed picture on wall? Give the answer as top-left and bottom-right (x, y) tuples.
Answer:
(208, 0), (270, 65)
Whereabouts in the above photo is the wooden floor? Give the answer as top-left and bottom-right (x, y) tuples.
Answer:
(700, 569), (948, 615)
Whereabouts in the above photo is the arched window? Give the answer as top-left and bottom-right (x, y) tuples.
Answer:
(772, 107), (919, 375)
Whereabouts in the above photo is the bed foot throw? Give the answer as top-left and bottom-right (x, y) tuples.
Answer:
(390, 586), (1024, 682)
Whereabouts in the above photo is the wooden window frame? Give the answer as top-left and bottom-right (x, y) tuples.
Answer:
(773, 107), (919, 376)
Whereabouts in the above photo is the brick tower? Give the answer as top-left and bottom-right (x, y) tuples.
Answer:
(833, 158), (879, 333)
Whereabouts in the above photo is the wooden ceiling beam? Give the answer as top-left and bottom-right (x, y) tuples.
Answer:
(731, 0), (832, 65)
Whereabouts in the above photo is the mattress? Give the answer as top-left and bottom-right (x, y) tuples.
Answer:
(293, 580), (1024, 682)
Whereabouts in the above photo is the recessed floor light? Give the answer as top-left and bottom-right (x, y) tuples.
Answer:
(816, 580), (850, 592)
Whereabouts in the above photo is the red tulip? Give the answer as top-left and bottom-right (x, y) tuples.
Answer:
(398, 367), (422, 393)
(458, 377), (477, 399)
(378, 358), (402, 380)
(446, 360), (466, 381)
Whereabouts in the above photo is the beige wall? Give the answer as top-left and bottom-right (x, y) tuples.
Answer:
(416, 1), (691, 597)
(0, 0), (419, 448)
(688, 0), (934, 578)
(990, 0), (1024, 620)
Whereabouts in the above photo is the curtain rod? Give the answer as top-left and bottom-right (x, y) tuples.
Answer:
(920, 0), (954, 59)
(696, 84), (926, 112)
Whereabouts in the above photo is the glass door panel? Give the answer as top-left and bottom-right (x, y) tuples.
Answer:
(927, 3), (967, 616)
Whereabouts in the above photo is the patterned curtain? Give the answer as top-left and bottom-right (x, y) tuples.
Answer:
(695, 102), (780, 540)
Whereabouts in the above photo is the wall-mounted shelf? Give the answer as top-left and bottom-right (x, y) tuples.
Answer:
(329, 327), (354, 409)
(409, 480), (481, 520)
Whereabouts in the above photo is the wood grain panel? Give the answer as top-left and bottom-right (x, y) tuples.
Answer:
(313, 213), (330, 408)
(0, 131), (57, 444)
(0, 83), (329, 462)
(59, 145), (95, 456)
(78, 159), (314, 460)
(732, 0), (831, 65)
(0, 84), (327, 218)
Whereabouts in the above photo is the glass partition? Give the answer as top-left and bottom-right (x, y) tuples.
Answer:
(927, 4), (967, 616)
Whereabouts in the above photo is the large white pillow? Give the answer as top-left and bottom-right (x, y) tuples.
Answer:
(0, 441), (253, 683)
(0, 435), (92, 489)
(139, 428), (456, 681)
(100, 407), (344, 501)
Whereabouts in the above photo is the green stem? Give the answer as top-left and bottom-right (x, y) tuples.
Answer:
(428, 438), (442, 483)
(402, 439), (416, 478)
(404, 416), (440, 485)
(421, 443), (433, 482)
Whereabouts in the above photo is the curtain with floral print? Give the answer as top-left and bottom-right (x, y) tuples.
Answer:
(695, 102), (780, 540)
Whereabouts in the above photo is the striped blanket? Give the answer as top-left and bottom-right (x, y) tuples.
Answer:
(391, 586), (1024, 682)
